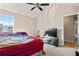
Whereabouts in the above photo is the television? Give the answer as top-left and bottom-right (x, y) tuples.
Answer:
(44, 28), (57, 38)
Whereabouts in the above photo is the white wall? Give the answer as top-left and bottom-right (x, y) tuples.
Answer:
(0, 9), (37, 36)
(37, 4), (78, 46)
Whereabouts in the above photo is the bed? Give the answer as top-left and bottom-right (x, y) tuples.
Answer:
(0, 32), (44, 56)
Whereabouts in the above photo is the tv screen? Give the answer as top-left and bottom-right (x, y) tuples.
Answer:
(44, 28), (57, 37)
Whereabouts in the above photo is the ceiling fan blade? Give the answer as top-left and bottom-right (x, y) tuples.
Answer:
(40, 3), (49, 6)
(38, 6), (43, 11)
(27, 3), (35, 5)
(31, 7), (36, 11)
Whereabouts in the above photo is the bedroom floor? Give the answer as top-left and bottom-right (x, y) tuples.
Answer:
(64, 39), (76, 48)
(44, 43), (76, 56)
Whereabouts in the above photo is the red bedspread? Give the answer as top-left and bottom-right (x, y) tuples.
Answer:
(0, 37), (44, 56)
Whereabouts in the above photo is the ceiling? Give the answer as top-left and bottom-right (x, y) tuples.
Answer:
(0, 3), (51, 18)
(0, 3), (79, 18)
(61, 3), (79, 7)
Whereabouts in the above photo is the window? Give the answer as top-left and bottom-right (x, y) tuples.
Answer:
(0, 15), (14, 32)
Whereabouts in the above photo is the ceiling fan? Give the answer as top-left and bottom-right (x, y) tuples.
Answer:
(26, 3), (49, 11)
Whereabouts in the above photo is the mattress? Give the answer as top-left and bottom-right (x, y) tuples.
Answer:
(0, 37), (44, 56)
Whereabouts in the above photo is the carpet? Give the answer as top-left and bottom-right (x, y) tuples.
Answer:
(44, 43), (76, 56)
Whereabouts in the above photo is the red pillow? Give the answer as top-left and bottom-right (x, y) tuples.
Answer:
(15, 32), (28, 35)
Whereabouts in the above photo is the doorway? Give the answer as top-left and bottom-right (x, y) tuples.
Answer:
(64, 14), (78, 48)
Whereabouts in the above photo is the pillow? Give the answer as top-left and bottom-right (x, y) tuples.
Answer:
(0, 33), (15, 40)
(0, 32), (29, 40)
(0, 32), (13, 35)
(0, 32), (13, 40)
(15, 34), (30, 40)
(15, 32), (28, 35)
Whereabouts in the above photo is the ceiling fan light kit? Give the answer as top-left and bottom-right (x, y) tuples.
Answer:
(27, 3), (49, 11)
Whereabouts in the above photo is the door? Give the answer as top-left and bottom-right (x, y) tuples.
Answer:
(64, 15), (78, 47)
(64, 16), (74, 40)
